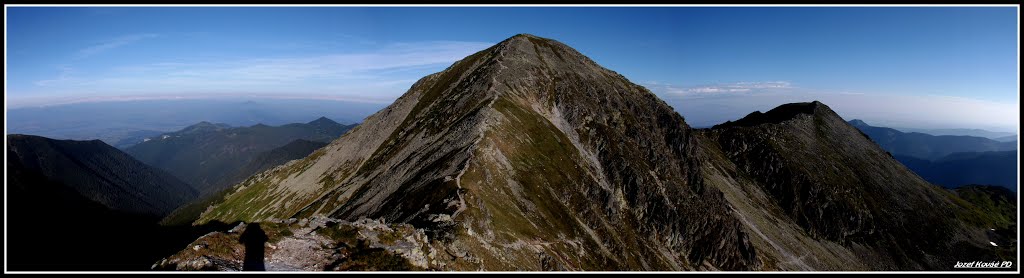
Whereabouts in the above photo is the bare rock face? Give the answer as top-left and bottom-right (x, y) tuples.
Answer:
(154, 217), (436, 271)
(181, 34), (1006, 271)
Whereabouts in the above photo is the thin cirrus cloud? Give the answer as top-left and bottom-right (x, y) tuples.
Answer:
(645, 81), (795, 98)
(75, 33), (160, 59)
(644, 81), (1019, 131)
(33, 65), (77, 87)
(23, 40), (494, 106)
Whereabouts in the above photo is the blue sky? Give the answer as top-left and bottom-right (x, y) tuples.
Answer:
(5, 6), (1019, 130)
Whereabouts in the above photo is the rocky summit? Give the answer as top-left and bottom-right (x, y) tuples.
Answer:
(159, 34), (1009, 271)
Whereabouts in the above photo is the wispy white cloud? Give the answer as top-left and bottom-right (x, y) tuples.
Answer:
(22, 40), (494, 106)
(34, 65), (78, 86)
(143, 40), (489, 82)
(75, 33), (159, 59)
(645, 81), (794, 97)
(8, 92), (394, 108)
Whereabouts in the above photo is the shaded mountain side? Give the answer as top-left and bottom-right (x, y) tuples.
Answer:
(6, 138), (232, 271)
(7, 134), (196, 216)
(699, 101), (1001, 270)
(179, 34), (1006, 271)
(159, 139), (329, 226)
(125, 117), (355, 195)
(198, 34), (757, 270)
(895, 151), (1017, 191)
(849, 119), (1016, 160)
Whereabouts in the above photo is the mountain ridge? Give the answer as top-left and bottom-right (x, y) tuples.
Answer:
(197, 33), (757, 270)
(165, 34), (1005, 271)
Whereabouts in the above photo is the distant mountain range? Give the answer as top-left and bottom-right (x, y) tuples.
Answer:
(894, 126), (1016, 140)
(125, 117), (355, 195)
(6, 98), (383, 148)
(849, 119), (1017, 190)
(849, 119), (1016, 160)
(994, 135), (1019, 142)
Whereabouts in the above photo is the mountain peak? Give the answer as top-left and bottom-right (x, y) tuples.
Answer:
(307, 116), (338, 126)
(511, 33), (541, 39)
(712, 100), (836, 129)
(178, 35), (1002, 271)
(198, 34), (757, 269)
(488, 33), (603, 70)
(500, 33), (552, 46)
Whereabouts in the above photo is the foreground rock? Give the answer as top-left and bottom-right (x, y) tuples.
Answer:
(154, 216), (436, 271)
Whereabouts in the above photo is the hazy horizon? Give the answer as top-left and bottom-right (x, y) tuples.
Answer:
(5, 96), (1018, 134)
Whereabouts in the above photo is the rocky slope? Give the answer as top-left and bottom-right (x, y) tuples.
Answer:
(153, 217), (432, 271)
(699, 101), (1000, 270)
(167, 34), (1009, 271)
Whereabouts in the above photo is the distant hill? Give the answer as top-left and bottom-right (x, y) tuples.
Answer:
(895, 151), (1017, 191)
(849, 119), (1016, 160)
(125, 117), (355, 195)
